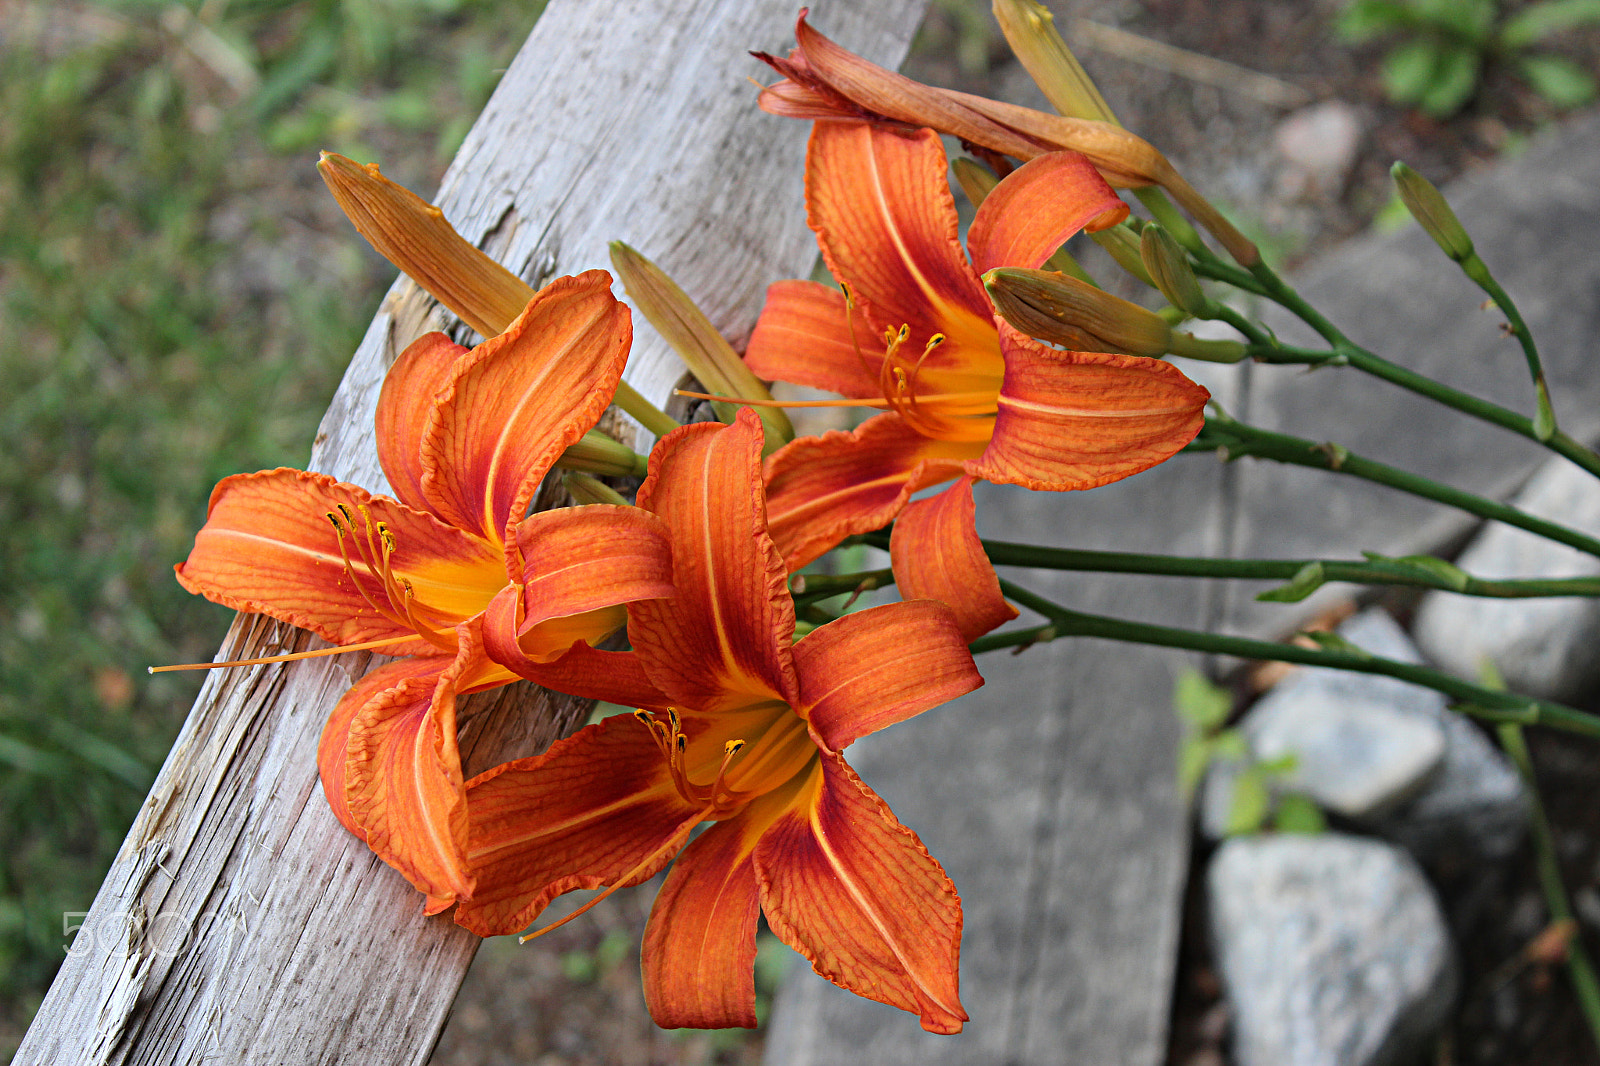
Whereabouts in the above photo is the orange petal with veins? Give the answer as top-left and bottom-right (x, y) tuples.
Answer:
(890, 478), (1018, 641)
(376, 331), (469, 517)
(630, 413), (801, 711)
(794, 599), (983, 750)
(761, 413), (976, 570)
(481, 586), (670, 708)
(420, 271), (631, 549)
(970, 327), (1209, 491)
(176, 468), (503, 654)
(756, 752), (966, 1034)
(744, 280), (882, 399)
(454, 713), (700, 936)
(967, 151), (1128, 275)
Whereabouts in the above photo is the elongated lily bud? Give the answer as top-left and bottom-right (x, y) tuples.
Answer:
(318, 152), (533, 338)
(562, 471), (631, 507)
(1088, 223), (1156, 287)
(992, 0), (1117, 124)
(1140, 225), (1210, 316)
(1391, 162), (1474, 262)
(952, 156), (999, 208)
(556, 430), (649, 479)
(609, 242), (794, 454)
(984, 267), (1171, 355)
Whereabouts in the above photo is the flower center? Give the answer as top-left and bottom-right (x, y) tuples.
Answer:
(326, 504), (454, 650)
(633, 704), (815, 819)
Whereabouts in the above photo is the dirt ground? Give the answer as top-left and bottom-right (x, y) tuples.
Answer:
(427, 3), (1600, 1064)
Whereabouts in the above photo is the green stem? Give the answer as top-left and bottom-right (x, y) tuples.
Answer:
(1239, 258), (1600, 479)
(1194, 417), (1600, 559)
(612, 380), (681, 440)
(1133, 187), (1204, 254)
(974, 538), (1600, 598)
(981, 578), (1600, 738)
(789, 568), (894, 607)
(1463, 255), (1558, 440)
(1497, 723), (1600, 1048)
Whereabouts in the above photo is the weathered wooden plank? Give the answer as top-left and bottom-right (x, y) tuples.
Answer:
(14, 3), (929, 1063)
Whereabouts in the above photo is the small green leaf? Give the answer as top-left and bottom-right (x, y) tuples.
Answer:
(1337, 0), (1426, 41)
(1501, 0), (1600, 48)
(1361, 551), (1471, 590)
(1257, 561), (1328, 603)
(1517, 54), (1599, 109)
(1213, 730), (1250, 762)
(1383, 39), (1445, 104)
(1417, 45), (1481, 117)
(1178, 738), (1213, 797)
(1300, 630), (1373, 659)
(1225, 771), (1271, 836)
(1174, 668), (1233, 731)
(1274, 793), (1328, 834)
(1257, 752), (1300, 777)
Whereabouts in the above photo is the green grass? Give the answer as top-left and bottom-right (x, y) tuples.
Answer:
(0, 0), (539, 1049)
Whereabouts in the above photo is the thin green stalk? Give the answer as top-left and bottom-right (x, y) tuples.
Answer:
(1237, 258), (1600, 479)
(789, 568), (894, 608)
(974, 538), (1600, 599)
(1497, 723), (1600, 1049)
(613, 379), (681, 440)
(1465, 259), (1558, 440)
(980, 578), (1600, 738)
(1194, 417), (1600, 560)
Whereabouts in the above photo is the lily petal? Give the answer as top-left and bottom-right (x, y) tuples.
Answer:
(967, 151), (1128, 276)
(376, 331), (469, 517)
(317, 654), (454, 841)
(762, 413), (976, 570)
(631, 412), (801, 711)
(755, 752), (966, 1034)
(806, 122), (997, 366)
(890, 478), (1018, 641)
(640, 816), (764, 1029)
(744, 280), (882, 399)
(420, 270), (631, 548)
(453, 714), (700, 936)
(481, 586), (670, 708)
(514, 505), (674, 632)
(969, 327), (1209, 491)
(176, 468), (503, 654)
(794, 599), (983, 751)
(343, 621), (514, 908)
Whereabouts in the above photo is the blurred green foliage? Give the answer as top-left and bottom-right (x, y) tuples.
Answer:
(0, 0), (538, 1046)
(1338, 0), (1600, 116)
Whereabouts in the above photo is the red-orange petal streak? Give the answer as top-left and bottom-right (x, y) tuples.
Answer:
(970, 329), (1210, 491)
(806, 122), (996, 365)
(743, 280), (882, 399)
(890, 479), (1018, 641)
(631, 413), (800, 711)
(755, 753), (966, 1034)
(967, 151), (1128, 276)
(641, 818), (763, 1029)
(794, 600), (983, 751)
(514, 505), (673, 630)
(454, 714), (700, 937)
(376, 331), (469, 516)
(421, 270), (631, 548)
(176, 468), (502, 654)
(762, 413), (976, 570)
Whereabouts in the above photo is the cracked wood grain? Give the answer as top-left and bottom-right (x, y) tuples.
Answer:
(13, 2), (931, 1063)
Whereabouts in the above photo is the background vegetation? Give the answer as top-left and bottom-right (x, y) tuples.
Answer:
(0, 0), (544, 1050)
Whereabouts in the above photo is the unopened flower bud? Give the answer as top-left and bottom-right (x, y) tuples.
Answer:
(1140, 225), (1210, 316)
(992, 0), (1118, 123)
(952, 156), (1000, 209)
(1391, 162), (1474, 262)
(318, 152), (534, 338)
(609, 242), (793, 454)
(1088, 223), (1155, 287)
(557, 430), (649, 479)
(984, 267), (1171, 355)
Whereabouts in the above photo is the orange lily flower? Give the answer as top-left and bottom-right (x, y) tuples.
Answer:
(174, 271), (674, 908)
(743, 121), (1210, 639)
(452, 408), (984, 1034)
(753, 10), (1257, 266)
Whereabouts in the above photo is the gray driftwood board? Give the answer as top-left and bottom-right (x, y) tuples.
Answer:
(12, 3), (929, 1063)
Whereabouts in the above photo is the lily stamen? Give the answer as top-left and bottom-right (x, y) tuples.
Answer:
(149, 633), (417, 673)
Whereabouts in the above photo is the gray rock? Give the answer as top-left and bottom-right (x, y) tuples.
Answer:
(1412, 457), (1600, 701)
(1208, 834), (1458, 1066)
(1272, 101), (1365, 200)
(1238, 610), (1449, 821)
